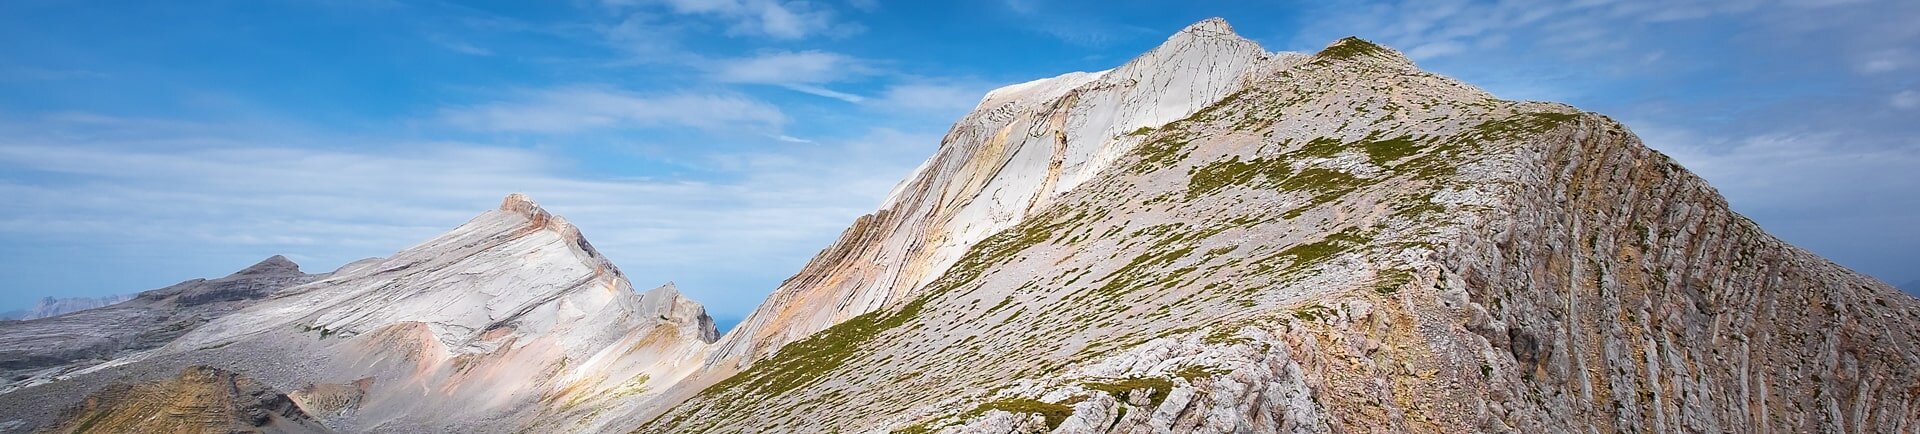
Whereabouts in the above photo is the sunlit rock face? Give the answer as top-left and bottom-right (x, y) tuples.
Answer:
(708, 17), (1308, 372)
(0, 194), (719, 433)
(634, 21), (1920, 434)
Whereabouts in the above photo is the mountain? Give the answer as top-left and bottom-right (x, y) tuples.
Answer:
(15, 294), (136, 321)
(0, 194), (718, 433)
(0, 255), (321, 394)
(634, 21), (1920, 432)
(4, 17), (1919, 434)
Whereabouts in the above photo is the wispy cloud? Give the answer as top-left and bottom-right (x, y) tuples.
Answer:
(710, 50), (876, 102)
(996, 0), (1152, 47)
(0, 66), (108, 81)
(870, 82), (993, 114)
(438, 87), (787, 133)
(428, 34), (493, 56)
(602, 0), (856, 39)
(0, 114), (932, 314)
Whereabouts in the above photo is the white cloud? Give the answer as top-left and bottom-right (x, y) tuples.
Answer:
(711, 50), (876, 102)
(438, 87), (787, 133)
(0, 114), (934, 316)
(1405, 40), (1466, 59)
(871, 82), (991, 113)
(428, 34), (493, 56)
(713, 50), (869, 84)
(1894, 90), (1920, 109)
(605, 0), (849, 39)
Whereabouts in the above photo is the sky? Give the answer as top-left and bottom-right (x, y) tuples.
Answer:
(1, 0), (1916, 327)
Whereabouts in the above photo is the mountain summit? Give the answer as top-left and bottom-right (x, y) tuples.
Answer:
(640, 21), (1920, 433)
(3, 18), (1918, 434)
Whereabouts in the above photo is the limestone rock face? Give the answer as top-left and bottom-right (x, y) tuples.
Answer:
(635, 26), (1920, 433)
(708, 17), (1306, 371)
(0, 194), (719, 433)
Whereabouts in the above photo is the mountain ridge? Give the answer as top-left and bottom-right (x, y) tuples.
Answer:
(630, 26), (1920, 432)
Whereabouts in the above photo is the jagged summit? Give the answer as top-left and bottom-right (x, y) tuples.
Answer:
(1312, 35), (1413, 65)
(499, 192), (542, 215)
(1179, 17), (1235, 35)
(702, 17), (1305, 372)
(233, 254), (301, 276)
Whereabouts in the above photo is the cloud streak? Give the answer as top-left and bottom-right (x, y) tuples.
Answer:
(0, 114), (932, 315)
(438, 87), (788, 133)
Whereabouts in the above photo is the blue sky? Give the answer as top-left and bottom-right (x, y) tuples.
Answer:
(2, 0), (1916, 327)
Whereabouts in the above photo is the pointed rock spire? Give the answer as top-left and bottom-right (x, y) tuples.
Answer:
(499, 192), (546, 217)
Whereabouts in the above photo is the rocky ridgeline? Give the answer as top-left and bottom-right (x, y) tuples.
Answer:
(633, 25), (1920, 433)
(1, 17), (1915, 434)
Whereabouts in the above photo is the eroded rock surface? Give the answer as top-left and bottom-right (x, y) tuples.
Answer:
(45, 365), (331, 434)
(0, 195), (719, 433)
(636, 27), (1920, 434)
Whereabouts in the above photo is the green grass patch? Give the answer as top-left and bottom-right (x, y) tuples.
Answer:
(1315, 36), (1387, 61)
(970, 398), (1076, 430)
(1083, 376), (1176, 408)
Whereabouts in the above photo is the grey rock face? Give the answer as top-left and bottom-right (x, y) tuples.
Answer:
(0, 255), (320, 392)
(16, 294), (135, 321)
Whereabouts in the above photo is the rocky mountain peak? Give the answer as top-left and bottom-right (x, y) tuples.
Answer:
(1312, 35), (1414, 66)
(499, 192), (542, 215)
(635, 31), (1920, 433)
(640, 282), (720, 343)
(1174, 17), (1236, 38)
(233, 254), (302, 276)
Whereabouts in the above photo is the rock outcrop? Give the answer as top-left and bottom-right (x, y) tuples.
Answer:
(43, 366), (332, 434)
(634, 25), (1920, 433)
(708, 17), (1305, 371)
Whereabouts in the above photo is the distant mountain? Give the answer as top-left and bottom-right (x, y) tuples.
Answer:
(0, 194), (718, 433)
(15, 294), (135, 320)
(0, 255), (321, 394)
